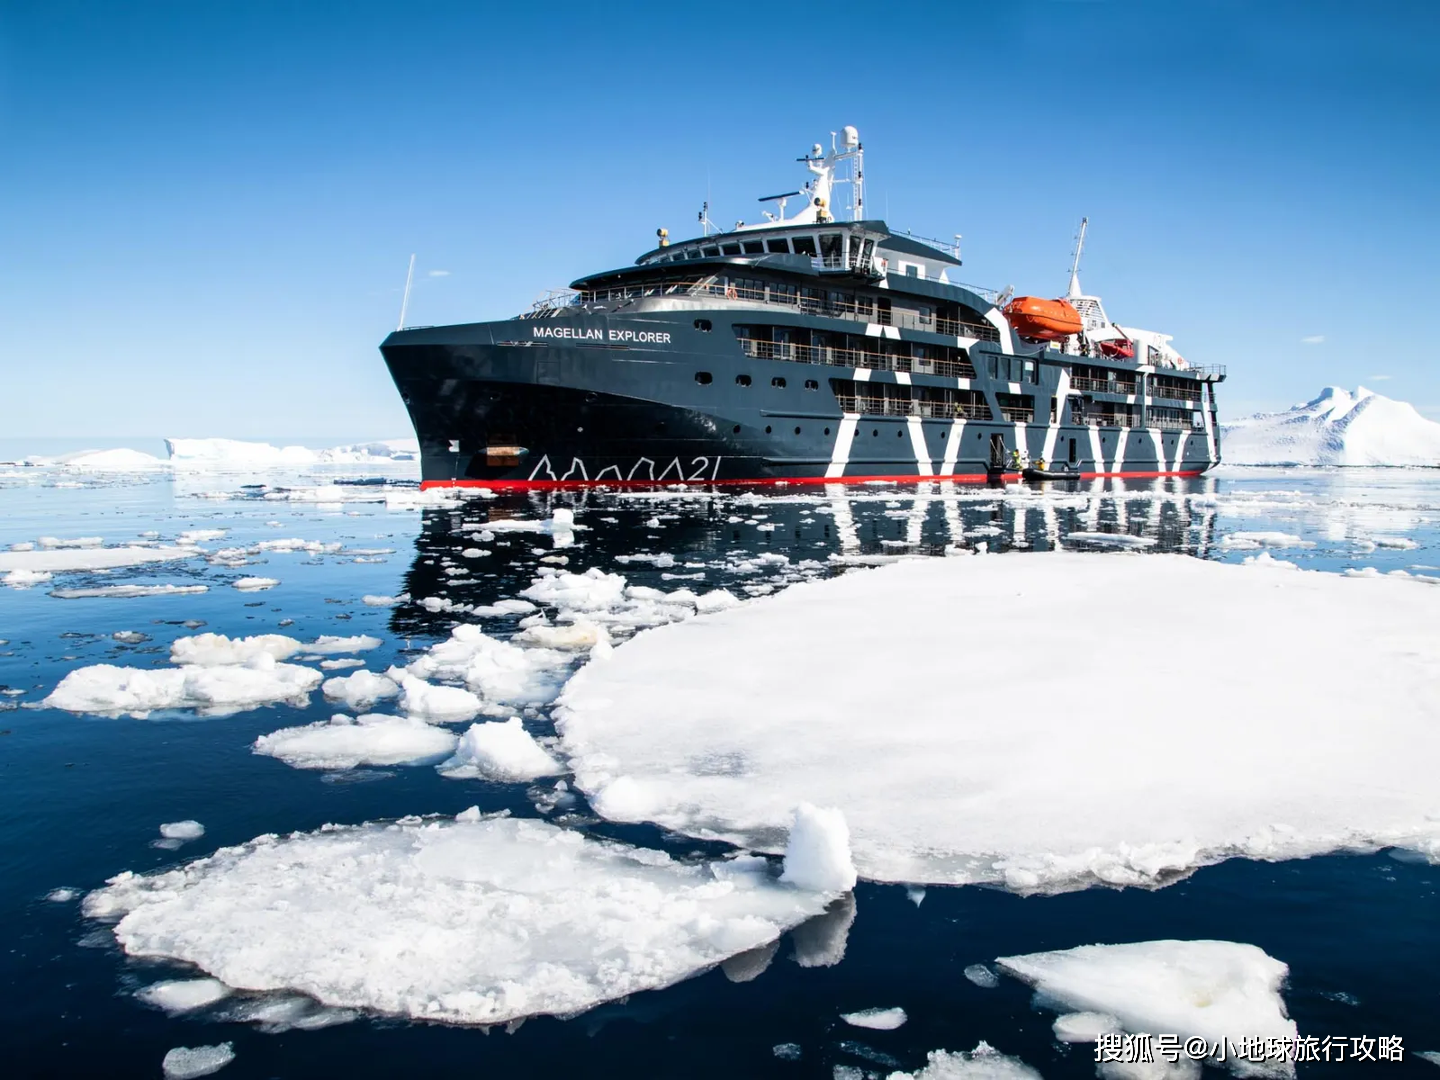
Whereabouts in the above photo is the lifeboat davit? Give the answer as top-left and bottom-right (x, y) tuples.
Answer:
(1002, 296), (1082, 341)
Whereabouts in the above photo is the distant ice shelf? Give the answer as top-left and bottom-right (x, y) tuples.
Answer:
(1222, 386), (1440, 466)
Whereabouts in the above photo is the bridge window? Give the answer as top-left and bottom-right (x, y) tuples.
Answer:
(792, 235), (817, 256)
(701, 246), (719, 257)
(720, 243), (741, 256)
(820, 233), (843, 264)
(765, 238), (790, 254)
(742, 240), (765, 254)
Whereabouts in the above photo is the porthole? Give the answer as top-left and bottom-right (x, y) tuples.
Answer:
(824, 427), (831, 435)
(794, 426), (801, 435)
(772, 377), (787, 388)
(732, 424), (741, 434)
(897, 431), (904, 437)
(765, 425), (773, 434)
(805, 379), (819, 390)
(694, 318), (712, 332)
(873, 429), (879, 437)
(736, 374), (752, 387)
(695, 371), (712, 385)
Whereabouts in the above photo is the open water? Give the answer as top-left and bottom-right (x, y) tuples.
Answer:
(3, 462), (1438, 1078)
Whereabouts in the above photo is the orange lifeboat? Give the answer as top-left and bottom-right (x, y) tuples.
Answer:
(1002, 296), (1082, 341)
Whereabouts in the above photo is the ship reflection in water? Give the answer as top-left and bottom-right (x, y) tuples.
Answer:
(389, 477), (1222, 638)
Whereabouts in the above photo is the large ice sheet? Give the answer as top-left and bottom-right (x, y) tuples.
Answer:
(557, 552), (1440, 891)
(84, 813), (844, 1025)
(254, 713), (458, 769)
(887, 1044), (1043, 1078)
(997, 940), (1296, 1078)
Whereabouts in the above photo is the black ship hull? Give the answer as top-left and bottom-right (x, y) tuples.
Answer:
(382, 310), (1221, 491)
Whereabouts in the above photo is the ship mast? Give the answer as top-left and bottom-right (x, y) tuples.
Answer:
(1067, 217), (1088, 299)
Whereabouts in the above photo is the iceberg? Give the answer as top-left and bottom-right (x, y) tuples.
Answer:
(557, 552), (1440, 891)
(1222, 386), (1440, 466)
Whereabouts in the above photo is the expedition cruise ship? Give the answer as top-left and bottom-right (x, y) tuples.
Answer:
(381, 127), (1224, 489)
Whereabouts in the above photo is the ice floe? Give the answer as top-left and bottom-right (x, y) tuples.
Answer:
(557, 552), (1440, 891)
(3, 568), (52, 588)
(963, 964), (1000, 989)
(840, 1006), (906, 1030)
(397, 675), (482, 722)
(51, 584), (209, 599)
(254, 713), (458, 770)
(232, 577), (278, 591)
(889, 1043), (1042, 1078)
(160, 820), (206, 841)
(138, 977), (232, 1013)
(401, 624), (568, 713)
(84, 811), (847, 1025)
(165, 437), (418, 466)
(0, 544), (199, 574)
(997, 940), (1296, 1077)
(45, 655), (323, 719)
(161, 1042), (235, 1079)
(322, 669), (399, 709)
(437, 718), (563, 781)
(171, 632), (379, 666)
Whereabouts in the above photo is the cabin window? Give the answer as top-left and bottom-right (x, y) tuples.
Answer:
(805, 379), (819, 390)
(694, 318), (712, 332)
(695, 371), (712, 385)
(792, 235), (817, 256)
(684, 249), (701, 259)
(1023, 360), (1036, 383)
(772, 376), (786, 388)
(765, 238), (791, 254)
(905, 264), (919, 277)
(736, 374), (752, 387)
(769, 282), (798, 305)
(987, 355), (999, 379)
(701, 246), (719, 257)
(720, 243), (741, 256)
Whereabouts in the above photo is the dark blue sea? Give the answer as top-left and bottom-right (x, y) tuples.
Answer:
(3, 460), (1438, 1078)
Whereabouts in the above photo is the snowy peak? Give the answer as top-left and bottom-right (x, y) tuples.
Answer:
(1222, 386), (1440, 467)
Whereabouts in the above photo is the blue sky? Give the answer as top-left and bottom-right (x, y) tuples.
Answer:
(1, 0), (1436, 439)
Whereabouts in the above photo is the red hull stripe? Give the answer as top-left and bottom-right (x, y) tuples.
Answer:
(419, 469), (1205, 492)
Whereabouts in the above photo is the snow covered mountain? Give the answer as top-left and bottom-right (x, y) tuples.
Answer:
(1221, 387), (1440, 466)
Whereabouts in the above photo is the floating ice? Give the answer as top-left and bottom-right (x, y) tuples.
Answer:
(362, 593), (408, 607)
(319, 657), (364, 670)
(1062, 531), (1155, 548)
(232, 577), (278, 591)
(165, 436), (418, 466)
(63, 447), (167, 469)
(557, 552), (1440, 891)
(3, 568), (51, 588)
(1053, 1011), (1121, 1042)
(0, 545), (198, 574)
(779, 804), (857, 894)
(997, 940), (1296, 1078)
(437, 718), (563, 781)
(254, 713), (458, 770)
(161, 1042), (235, 1079)
(963, 964), (1000, 988)
(84, 814), (841, 1025)
(404, 624), (568, 711)
(398, 675), (482, 722)
(322, 669), (399, 709)
(840, 1006), (906, 1030)
(161, 820), (206, 841)
(46, 887), (80, 902)
(889, 1043), (1042, 1079)
(138, 977), (232, 1013)
(171, 632), (379, 666)
(50, 584), (209, 599)
(1220, 532), (1313, 549)
(45, 655), (323, 719)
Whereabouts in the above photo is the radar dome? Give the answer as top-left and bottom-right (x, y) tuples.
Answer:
(842, 125), (860, 147)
